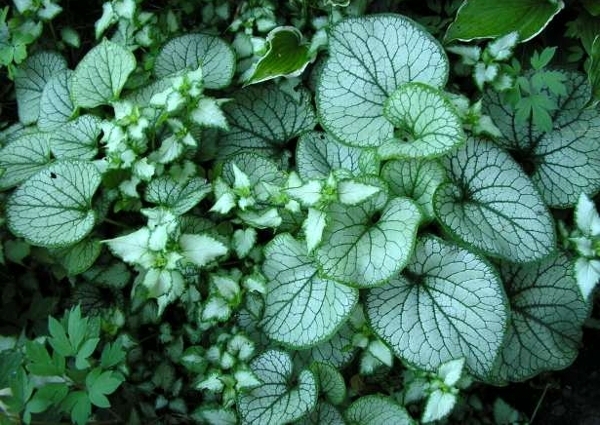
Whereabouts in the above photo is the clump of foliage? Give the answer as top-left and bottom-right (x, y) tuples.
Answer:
(0, 0), (599, 424)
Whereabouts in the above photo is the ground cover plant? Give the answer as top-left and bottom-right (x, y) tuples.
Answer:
(0, 0), (600, 423)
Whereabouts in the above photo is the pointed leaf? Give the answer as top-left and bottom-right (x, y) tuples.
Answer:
(71, 39), (136, 108)
(238, 350), (318, 425)
(345, 395), (414, 425)
(304, 208), (327, 253)
(378, 83), (465, 159)
(261, 234), (358, 348)
(433, 137), (555, 262)
(490, 254), (590, 383)
(422, 390), (456, 423)
(48, 115), (101, 160)
(317, 14), (448, 147)
(103, 227), (154, 267)
(484, 71), (600, 207)
(0, 133), (52, 190)
(145, 176), (211, 215)
(575, 193), (600, 236)
(296, 131), (363, 180)
(15, 51), (67, 125)
(366, 236), (509, 379)
(219, 84), (316, 158)
(179, 234), (228, 268)
(575, 257), (600, 300)
(445, 0), (564, 43)
(48, 316), (73, 357)
(6, 161), (101, 248)
(317, 197), (421, 287)
(85, 368), (122, 408)
(38, 69), (75, 130)
(154, 34), (235, 89)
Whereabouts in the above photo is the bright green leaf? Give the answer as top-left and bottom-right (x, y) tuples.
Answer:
(100, 342), (126, 369)
(71, 39), (136, 108)
(0, 132), (52, 190)
(48, 316), (73, 357)
(62, 391), (91, 425)
(25, 341), (64, 376)
(26, 383), (68, 414)
(86, 368), (123, 408)
(75, 337), (100, 370)
(7, 161), (101, 248)
(48, 115), (101, 160)
(38, 69), (75, 130)
(317, 14), (448, 147)
(345, 395), (414, 425)
(366, 236), (508, 379)
(261, 234), (358, 348)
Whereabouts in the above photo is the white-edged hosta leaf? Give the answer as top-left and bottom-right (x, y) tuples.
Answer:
(179, 234), (227, 268)
(309, 362), (346, 406)
(6, 161), (101, 248)
(484, 71), (600, 207)
(38, 69), (75, 131)
(445, 0), (564, 43)
(71, 39), (136, 108)
(295, 322), (357, 368)
(381, 158), (446, 222)
(154, 34), (235, 89)
(434, 137), (555, 262)
(490, 254), (590, 383)
(261, 234), (358, 348)
(0, 133), (52, 190)
(317, 14), (448, 147)
(222, 153), (286, 188)
(219, 84), (316, 158)
(145, 176), (211, 215)
(366, 236), (508, 379)
(378, 83), (465, 159)
(51, 238), (101, 275)
(237, 350), (317, 425)
(317, 197), (421, 287)
(345, 395), (414, 425)
(422, 390), (456, 423)
(296, 402), (345, 425)
(48, 115), (101, 160)
(296, 131), (363, 180)
(15, 51), (67, 125)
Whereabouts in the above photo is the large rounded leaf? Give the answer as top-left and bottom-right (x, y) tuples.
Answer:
(345, 395), (414, 425)
(484, 71), (600, 207)
(38, 69), (75, 131)
(317, 14), (448, 147)
(490, 254), (590, 383)
(48, 115), (101, 160)
(261, 234), (358, 348)
(366, 236), (508, 379)
(0, 133), (52, 190)
(434, 137), (555, 262)
(316, 197), (421, 287)
(296, 131), (363, 180)
(6, 161), (101, 248)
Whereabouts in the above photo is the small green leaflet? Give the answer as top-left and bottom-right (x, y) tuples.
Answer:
(38, 69), (75, 131)
(144, 176), (211, 215)
(219, 84), (316, 158)
(15, 51), (67, 125)
(0, 132), (52, 190)
(71, 39), (136, 108)
(7, 161), (101, 248)
(317, 197), (421, 287)
(245, 26), (312, 86)
(49, 115), (101, 160)
(379, 83), (465, 159)
(434, 137), (555, 262)
(85, 368), (123, 408)
(261, 234), (358, 348)
(445, 0), (564, 43)
(484, 71), (600, 207)
(345, 395), (414, 425)
(381, 158), (446, 222)
(366, 236), (508, 379)
(489, 254), (590, 383)
(50, 238), (101, 276)
(317, 14), (448, 147)
(154, 34), (235, 89)
(237, 350), (317, 425)
(296, 131), (363, 180)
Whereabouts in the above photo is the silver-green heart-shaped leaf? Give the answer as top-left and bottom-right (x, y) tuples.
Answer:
(378, 82), (465, 159)
(238, 350), (317, 425)
(38, 69), (75, 131)
(0, 133), (52, 190)
(309, 362), (346, 406)
(434, 137), (555, 262)
(50, 238), (101, 276)
(219, 84), (316, 159)
(296, 402), (345, 425)
(381, 158), (446, 222)
(154, 34), (235, 89)
(15, 51), (67, 125)
(317, 14), (448, 147)
(296, 131), (363, 180)
(222, 153), (286, 187)
(484, 70), (600, 207)
(145, 176), (211, 216)
(317, 196), (421, 287)
(366, 236), (508, 379)
(48, 115), (101, 160)
(345, 395), (414, 425)
(489, 254), (590, 383)
(7, 161), (101, 248)
(71, 39), (136, 108)
(295, 321), (357, 369)
(261, 234), (358, 348)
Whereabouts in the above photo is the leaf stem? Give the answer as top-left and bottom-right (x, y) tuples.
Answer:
(530, 382), (550, 424)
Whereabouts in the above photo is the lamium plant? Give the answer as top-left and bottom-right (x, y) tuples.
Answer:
(0, 0), (599, 424)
